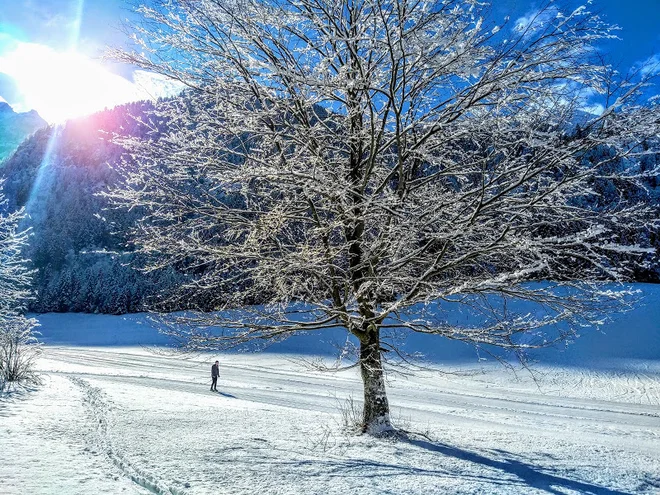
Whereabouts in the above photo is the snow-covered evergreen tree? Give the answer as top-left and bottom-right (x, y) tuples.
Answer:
(109, 0), (660, 434)
(0, 184), (39, 389)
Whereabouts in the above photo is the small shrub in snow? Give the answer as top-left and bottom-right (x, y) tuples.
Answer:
(0, 318), (41, 391)
(337, 395), (364, 433)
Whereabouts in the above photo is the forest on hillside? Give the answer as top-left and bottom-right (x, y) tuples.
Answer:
(1, 97), (659, 315)
(1, 101), (187, 313)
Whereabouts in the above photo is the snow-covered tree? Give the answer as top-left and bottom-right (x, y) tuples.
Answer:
(109, 0), (660, 434)
(0, 184), (38, 389)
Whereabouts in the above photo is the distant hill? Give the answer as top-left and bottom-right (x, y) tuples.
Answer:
(0, 102), (47, 163)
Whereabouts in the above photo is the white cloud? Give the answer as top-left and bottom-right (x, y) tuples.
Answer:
(639, 53), (660, 77)
(132, 70), (186, 101)
(513, 5), (560, 35)
(580, 103), (605, 116)
(572, 85), (606, 116)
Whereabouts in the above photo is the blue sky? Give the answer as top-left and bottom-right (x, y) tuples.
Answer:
(494, 1), (660, 68)
(0, 0), (658, 122)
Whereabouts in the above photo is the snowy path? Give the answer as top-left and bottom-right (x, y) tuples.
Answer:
(1, 346), (659, 494)
(0, 373), (150, 495)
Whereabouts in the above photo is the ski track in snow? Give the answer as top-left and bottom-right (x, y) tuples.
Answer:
(68, 375), (188, 495)
(0, 373), (150, 495)
(1, 345), (660, 494)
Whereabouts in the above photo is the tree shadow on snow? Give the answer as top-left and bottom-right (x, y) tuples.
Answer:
(216, 432), (636, 494)
(405, 437), (633, 495)
(230, 436), (633, 495)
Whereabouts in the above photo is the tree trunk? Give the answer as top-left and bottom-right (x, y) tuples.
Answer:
(359, 327), (392, 435)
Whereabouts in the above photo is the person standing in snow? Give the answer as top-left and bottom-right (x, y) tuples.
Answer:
(211, 360), (219, 391)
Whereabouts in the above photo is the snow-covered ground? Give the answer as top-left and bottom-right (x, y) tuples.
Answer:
(1, 285), (659, 494)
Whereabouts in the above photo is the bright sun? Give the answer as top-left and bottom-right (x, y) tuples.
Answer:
(0, 41), (177, 124)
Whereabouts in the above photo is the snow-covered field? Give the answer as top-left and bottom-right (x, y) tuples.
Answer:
(1, 287), (660, 494)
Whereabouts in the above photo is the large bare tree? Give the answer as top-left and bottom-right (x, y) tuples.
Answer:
(109, 0), (659, 434)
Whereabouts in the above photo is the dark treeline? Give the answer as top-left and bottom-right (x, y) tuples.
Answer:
(0, 98), (658, 315)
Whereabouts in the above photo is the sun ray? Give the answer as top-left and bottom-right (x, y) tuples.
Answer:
(18, 1), (84, 232)
(20, 125), (63, 229)
(68, 0), (85, 50)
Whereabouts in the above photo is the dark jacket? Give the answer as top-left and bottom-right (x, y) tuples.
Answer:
(211, 363), (219, 378)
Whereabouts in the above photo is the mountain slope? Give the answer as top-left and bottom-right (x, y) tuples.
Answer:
(0, 102), (47, 163)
